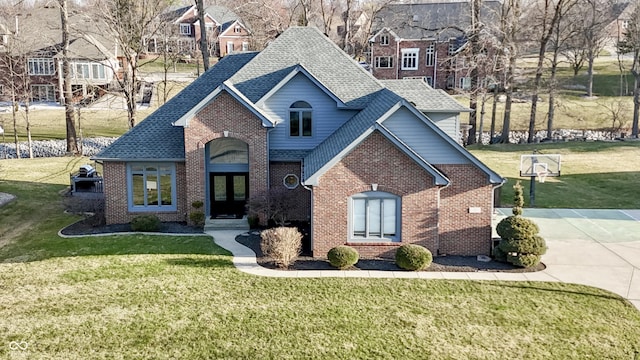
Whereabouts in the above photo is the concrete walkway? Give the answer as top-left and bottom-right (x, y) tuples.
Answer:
(206, 208), (640, 311)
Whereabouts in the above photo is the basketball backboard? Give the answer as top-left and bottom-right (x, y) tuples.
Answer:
(520, 154), (561, 177)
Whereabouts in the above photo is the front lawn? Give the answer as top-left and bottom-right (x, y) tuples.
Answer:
(1, 234), (639, 359)
(0, 155), (639, 359)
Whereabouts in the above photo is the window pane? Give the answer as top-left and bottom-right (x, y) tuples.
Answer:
(290, 111), (300, 136)
(146, 174), (158, 205)
(233, 176), (246, 201)
(92, 64), (99, 79)
(369, 199), (381, 237)
(302, 111), (312, 136)
(159, 173), (172, 205)
(353, 199), (366, 237)
(214, 176), (226, 201)
(383, 199), (396, 236)
(209, 138), (248, 164)
(132, 174), (145, 206)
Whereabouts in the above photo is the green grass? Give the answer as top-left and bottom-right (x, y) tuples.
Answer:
(1, 156), (640, 358)
(469, 141), (640, 208)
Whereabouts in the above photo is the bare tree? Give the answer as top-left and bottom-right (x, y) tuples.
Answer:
(618, 3), (640, 138)
(497, 0), (522, 144)
(580, 0), (613, 97)
(525, 0), (577, 143)
(59, 0), (79, 154)
(195, 0), (208, 71)
(93, 0), (170, 128)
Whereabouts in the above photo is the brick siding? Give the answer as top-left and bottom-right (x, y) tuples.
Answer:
(103, 161), (188, 224)
(184, 91), (268, 222)
(435, 164), (494, 256)
(312, 131), (439, 258)
(268, 162), (311, 222)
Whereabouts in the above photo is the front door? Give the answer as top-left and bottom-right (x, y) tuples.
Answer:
(210, 173), (248, 219)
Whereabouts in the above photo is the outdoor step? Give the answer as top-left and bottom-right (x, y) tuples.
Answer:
(204, 218), (250, 231)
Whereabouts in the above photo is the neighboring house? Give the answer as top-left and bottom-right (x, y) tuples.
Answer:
(604, 1), (634, 54)
(149, 4), (251, 58)
(369, 0), (501, 90)
(0, 6), (121, 103)
(94, 27), (504, 259)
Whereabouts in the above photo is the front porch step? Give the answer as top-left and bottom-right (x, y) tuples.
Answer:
(204, 218), (250, 231)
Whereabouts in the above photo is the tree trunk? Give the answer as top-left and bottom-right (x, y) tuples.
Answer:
(478, 92), (487, 145)
(59, 0), (78, 155)
(587, 53), (595, 97)
(490, 90), (498, 143)
(25, 100), (32, 158)
(547, 52), (559, 140)
(633, 74), (640, 137)
(196, 0), (209, 71)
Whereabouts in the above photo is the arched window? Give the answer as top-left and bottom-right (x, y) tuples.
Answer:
(350, 191), (400, 242)
(209, 138), (248, 164)
(289, 101), (312, 137)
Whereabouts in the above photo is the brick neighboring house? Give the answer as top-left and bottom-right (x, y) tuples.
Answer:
(369, 1), (501, 90)
(94, 26), (504, 258)
(149, 5), (251, 58)
(0, 6), (122, 104)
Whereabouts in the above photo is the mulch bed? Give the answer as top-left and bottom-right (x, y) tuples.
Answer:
(60, 216), (203, 236)
(236, 232), (545, 273)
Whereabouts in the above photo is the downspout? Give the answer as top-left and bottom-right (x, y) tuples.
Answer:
(301, 164), (313, 256)
(433, 35), (438, 87)
(396, 39), (401, 79)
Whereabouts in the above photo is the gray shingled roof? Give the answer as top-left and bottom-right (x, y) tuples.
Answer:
(380, 79), (470, 113)
(270, 149), (311, 162)
(372, 1), (502, 41)
(205, 5), (240, 25)
(94, 52), (258, 161)
(227, 27), (383, 108)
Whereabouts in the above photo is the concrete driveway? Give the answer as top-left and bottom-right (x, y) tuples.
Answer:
(495, 208), (640, 310)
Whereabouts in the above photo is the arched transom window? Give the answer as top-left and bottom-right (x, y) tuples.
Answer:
(289, 101), (312, 137)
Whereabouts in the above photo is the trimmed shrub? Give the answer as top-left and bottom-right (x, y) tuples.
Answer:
(499, 235), (547, 255)
(189, 211), (205, 227)
(191, 200), (204, 209)
(493, 244), (507, 262)
(507, 253), (542, 268)
(496, 216), (539, 240)
(260, 227), (302, 268)
(512, 181), (524, 216)
(327, 246), (359, 269)
(130, 214), (161, 232)
(395, 244), (433, 271)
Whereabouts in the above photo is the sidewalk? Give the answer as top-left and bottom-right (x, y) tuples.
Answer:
(206, 224), (640, 312)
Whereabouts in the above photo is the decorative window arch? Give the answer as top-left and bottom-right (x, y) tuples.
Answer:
(289, 101), (312, 137)
(349, 191), (400, 242)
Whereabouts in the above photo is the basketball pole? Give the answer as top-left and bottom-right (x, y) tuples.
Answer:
(529, 150), (538, 207)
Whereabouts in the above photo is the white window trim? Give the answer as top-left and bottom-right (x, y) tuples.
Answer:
(127, 163), (177, 212)
(380, 34), (389, 45)
(28, 58), (55, 76)
(375, 56), (393, 68)
(31, 84), (56, 102)
(425, 44), (435, 67)
(401, 48), (419, 70)
(349, 191), (401, 243)
(180, 23), (191, 35)
(289, 101), (313, 138)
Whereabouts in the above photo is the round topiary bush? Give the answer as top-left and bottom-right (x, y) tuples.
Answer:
(496, 215), (539, 240)
(499, 235), (547, 255)
(130, 214), (161, 232)
(395, 244), (433, 271)
(506, 253), (541, 268)
(327, 245), (359, 269)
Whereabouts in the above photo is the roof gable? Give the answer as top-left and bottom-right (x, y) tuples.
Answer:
(94, 52), (258, 161)
(227, 27), (383, 108)
(256, 65), (346, 108)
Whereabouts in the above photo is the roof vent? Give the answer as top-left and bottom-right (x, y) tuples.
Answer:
(412, 15), (420, 22)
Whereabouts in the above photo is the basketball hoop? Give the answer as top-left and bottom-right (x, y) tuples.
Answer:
(536, 170), (548, 183)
